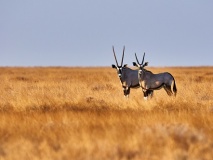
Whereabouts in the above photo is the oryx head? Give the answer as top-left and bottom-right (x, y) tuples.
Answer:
(133, 52), (149, 75)
(112, 46), (127, 78)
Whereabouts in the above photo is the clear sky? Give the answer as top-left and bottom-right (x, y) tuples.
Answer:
(1, 1), (213, 67)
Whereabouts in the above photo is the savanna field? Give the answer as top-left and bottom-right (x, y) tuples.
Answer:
(0, 66), (213, 160)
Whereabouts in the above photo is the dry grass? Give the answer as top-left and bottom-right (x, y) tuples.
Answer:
(0, 66), (213, 160)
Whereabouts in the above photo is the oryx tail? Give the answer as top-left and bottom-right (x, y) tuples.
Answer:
(172, 79), (177, 96)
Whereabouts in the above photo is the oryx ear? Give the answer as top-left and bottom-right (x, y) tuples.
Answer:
(123, 64), (128, 68)
(132, 62), (138, 67)
(143, 62), (149, 67)
(112, 64), (117, 69)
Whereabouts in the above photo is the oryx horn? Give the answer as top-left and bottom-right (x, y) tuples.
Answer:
(112, 46), (119, 67)
(141, 52), (145, 64)
(135, 53), (140, 64)
(121, 46), (125, 66)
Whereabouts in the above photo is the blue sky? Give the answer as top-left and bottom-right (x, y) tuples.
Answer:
(1, 1), (213, 67)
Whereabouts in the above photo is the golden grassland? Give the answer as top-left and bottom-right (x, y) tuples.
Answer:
(0, 66), (213, 160)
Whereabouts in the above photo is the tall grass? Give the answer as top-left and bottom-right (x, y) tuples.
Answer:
(0, 66), (212, 160)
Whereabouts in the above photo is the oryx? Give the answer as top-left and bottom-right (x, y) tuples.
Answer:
(112, 46), (153, 98)
(133, 52), (177, 99)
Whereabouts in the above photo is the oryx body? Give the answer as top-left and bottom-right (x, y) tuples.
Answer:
(112, 46), (153, 97)
(133, 53), (177, 99)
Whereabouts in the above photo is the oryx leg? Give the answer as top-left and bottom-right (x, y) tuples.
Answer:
(163, 85), (173, 96)
(123, 86), (130, 98)
(143, 92), (148, 100)
(143, 90), (153, 100)
(143, 90), (150, 100)
(147, 90), (154, 98)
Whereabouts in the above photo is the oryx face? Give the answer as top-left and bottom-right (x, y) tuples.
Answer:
(133, 52), (148, 76)
(112, 65), (122, 78)
(112, 64), (128, 78)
